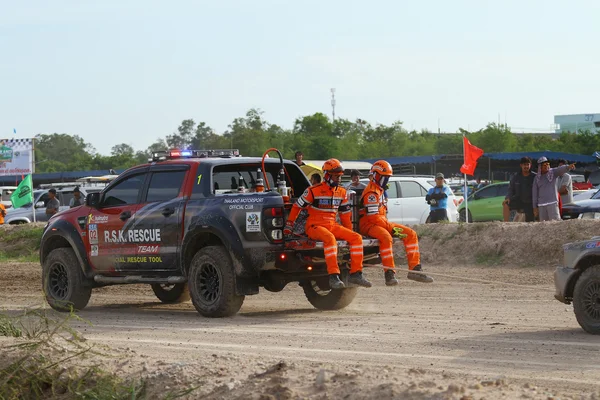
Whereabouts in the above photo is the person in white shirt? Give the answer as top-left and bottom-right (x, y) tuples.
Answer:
(345, 170), (366, 190)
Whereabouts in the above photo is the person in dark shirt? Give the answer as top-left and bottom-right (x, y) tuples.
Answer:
(69, 187), (84, 208)
(294, 151), (306, 167)
(504, 157), (536, 222)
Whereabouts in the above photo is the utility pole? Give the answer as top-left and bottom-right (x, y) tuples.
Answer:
(330, 88), (336, 121)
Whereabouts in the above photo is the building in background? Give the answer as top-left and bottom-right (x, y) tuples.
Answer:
(554, 114), (600, 134)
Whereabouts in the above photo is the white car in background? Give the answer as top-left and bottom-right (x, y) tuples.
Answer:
(360, 176), (459, 225)
(0, 186), (17, 209)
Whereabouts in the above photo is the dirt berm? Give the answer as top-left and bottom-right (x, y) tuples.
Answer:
(412, 219), (597, 268)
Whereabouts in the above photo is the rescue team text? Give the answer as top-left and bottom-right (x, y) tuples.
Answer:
(104, 229), (161, 243)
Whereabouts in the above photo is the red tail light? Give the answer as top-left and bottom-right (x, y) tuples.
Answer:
(271, 207), (283, 217)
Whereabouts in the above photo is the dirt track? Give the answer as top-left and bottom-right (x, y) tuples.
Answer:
(2, 260), (600, 399)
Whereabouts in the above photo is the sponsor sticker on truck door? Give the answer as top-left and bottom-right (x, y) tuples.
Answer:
(246, 212), (261, 232)
(89, 224), (98, 245)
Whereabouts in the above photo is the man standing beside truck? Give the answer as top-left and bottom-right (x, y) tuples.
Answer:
(359, 160), (433, 286)
(284, 158), (372, 290)
(45, 188), (60, 216)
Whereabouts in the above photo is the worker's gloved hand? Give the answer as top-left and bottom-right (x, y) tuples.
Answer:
(392, 227), (407, 239)
(283, 221), (294, 238)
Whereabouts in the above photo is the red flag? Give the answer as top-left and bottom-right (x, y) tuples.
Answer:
(460, 136), (484, 176)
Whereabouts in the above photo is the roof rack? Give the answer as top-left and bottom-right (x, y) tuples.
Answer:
(39, 182), (81, 189)
(149, 149), (241, 162)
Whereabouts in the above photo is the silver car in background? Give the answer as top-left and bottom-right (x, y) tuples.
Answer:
(4, 187), (101, 224)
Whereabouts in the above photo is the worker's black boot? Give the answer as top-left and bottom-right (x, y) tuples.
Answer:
(407, 265), (434, 283)
(384, 270), (399, 286)
(328, 274), (345, 290)
(348, 272), (372, 288)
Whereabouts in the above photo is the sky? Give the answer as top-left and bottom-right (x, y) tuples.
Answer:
(1, 0), (599, 155)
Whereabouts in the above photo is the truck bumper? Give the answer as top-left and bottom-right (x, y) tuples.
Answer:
(554, 266), (578, 304)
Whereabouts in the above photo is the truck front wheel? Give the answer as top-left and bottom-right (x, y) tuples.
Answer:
(188, 246), (244, 317)
(42, 248), (92, 311)
(302, 279), (358, 311)
(573, 265), (600, 334)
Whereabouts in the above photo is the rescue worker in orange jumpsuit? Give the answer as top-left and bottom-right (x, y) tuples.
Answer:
(359, 160), (434, 285)
(284, 159), (372, 290)
(0, 202), (6, 225)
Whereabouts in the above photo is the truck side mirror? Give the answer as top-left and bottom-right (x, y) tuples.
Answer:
(35, 201), (45, 209)
(86, 192), (100, 208)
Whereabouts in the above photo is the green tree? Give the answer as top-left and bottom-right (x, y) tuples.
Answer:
(111, 143), (134, 157)
(167, 119), (196, 148)
(293, 113), (337, 159)
(34, 133), (95, 173)
(225, 109), (271, 156)
(469, 123), (517, 153)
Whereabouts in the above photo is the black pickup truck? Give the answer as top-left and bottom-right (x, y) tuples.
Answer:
(40, 149), (388, 317)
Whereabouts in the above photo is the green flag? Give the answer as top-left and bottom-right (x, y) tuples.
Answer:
(11, 174), (33, 209)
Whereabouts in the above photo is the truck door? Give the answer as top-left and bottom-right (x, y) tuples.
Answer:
(130, 165), (189, 272)
(86, 170), (148, 273)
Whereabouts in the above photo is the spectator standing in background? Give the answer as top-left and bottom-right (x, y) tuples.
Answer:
(69, 187), (84, 208)
(556, 159), (574, 206)
(294, 151), (306, 167)
(46, 189), (60, 216)
(533, 157), (575, 221)
(345, 169), (366, 191)
(505, 156), (536, 222)
(425, 173), (452, 223)
(0, 202), (6, 225)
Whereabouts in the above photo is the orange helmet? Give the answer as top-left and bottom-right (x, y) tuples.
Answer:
(322, 158), (344, 175)
(371, 160), (393, 176)
(371, 160), (392, 189)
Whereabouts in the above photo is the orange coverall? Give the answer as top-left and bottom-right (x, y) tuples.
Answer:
(0, 203), (6, 225)
(287, 182), (363, 275)
(359, 181), (420, 271)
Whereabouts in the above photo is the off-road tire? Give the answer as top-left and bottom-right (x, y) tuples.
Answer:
(188, 246), (244, 317)
(151, 283), (190, 304)
(43, 248), (92, 312)
(459, 209), (472, 223)
(302, 279), (358, 310)
(573, 265), (600, 334)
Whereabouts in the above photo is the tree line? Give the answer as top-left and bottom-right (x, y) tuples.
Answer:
(33, 108), (599, 173)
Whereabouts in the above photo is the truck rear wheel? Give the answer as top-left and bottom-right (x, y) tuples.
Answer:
(43, 248), (92, 312)
(573, 265), (600, 334)
(302, 279), (358, 311)
(188, 246), (244, 317)
(151, 283), (190, 304)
